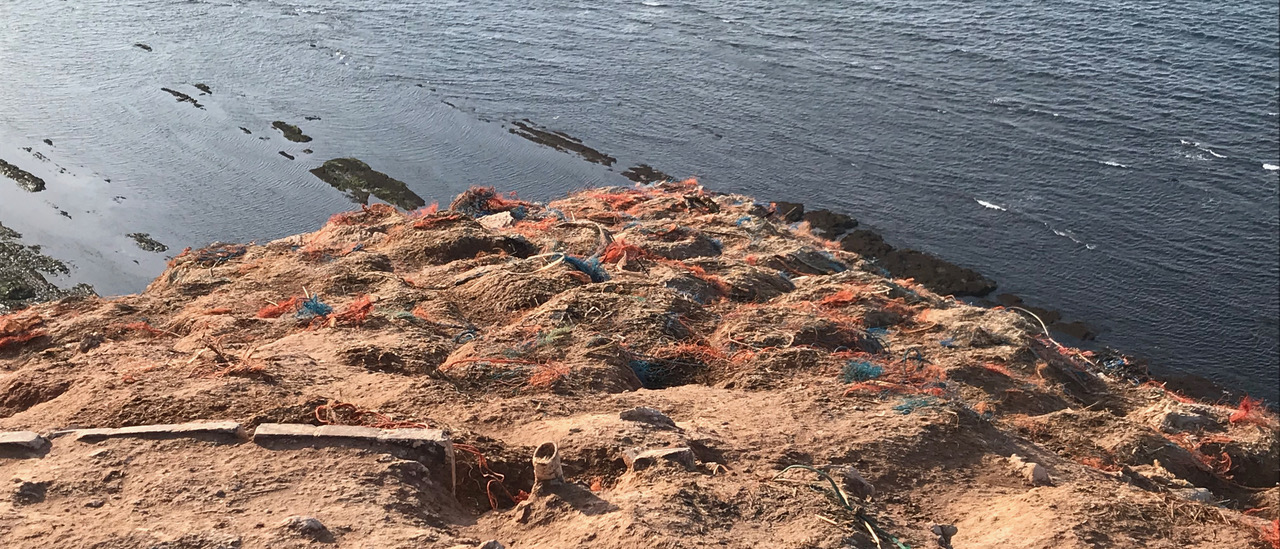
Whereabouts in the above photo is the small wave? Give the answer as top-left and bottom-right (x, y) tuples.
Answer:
(1098, 160), (1128, 168)
(640, 0), (669, 6)
(1049, 226), (1091, 248)
(975, 199), (1006, 211)
(1179, 139), (1227, 159)
(1265, 163), (1279, 171)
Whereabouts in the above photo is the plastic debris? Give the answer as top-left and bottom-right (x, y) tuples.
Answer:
(841, 361), (884, 383)
(297, 295), (333, 319)
(558, 254), (609, 283)
(893, 396), (939, 415)
(257, 296), (304, 319)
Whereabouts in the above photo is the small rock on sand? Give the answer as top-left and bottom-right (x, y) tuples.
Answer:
(13, 480), (49, 505)
(280, 515), (329, 540)
(619, 407), (677, 429)
(477, 211), (516, 229)
(834, 465), (875, 501)
(1008, 454), (1052, 486)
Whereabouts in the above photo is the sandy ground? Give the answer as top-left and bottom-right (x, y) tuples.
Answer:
(0, 181), (1276, 548)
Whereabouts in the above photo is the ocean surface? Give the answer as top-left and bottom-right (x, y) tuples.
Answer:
(1, 0), (1277, 397)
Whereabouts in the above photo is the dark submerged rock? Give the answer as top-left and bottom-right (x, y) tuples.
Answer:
(310, 158), (426, 211)
(127, 233), (169, 253)
(508, 119), (616, 166)
(194, 83), (212, 94)
(621, 164), (674, 184)
(133, 43), (152, 52)
(160, 88), (204, 109)
(272, 121), (312, 143)
(278, 151), (295, 160)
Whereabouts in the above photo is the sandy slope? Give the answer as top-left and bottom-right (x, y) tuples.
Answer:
(0, 181), (1275, 548)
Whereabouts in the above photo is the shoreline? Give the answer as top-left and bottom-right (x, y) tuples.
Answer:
(0, 182), (1274, 548)
(0, 159), (1253, 404)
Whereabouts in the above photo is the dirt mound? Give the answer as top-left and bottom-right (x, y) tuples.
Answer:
(0, 181), (1276, 548)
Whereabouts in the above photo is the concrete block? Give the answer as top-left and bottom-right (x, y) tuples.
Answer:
(250, 423), (317, 440)
(67, 421), (245, 442)
(0, 431), (47, 451)
(253, 424), (454, 492)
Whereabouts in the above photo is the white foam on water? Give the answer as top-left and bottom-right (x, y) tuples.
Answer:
(1263, 163), (1278, 171)
(974, 199), (1006, 211)
(1179, 139), (1227, 159)
(1099, 160), (1128, 168)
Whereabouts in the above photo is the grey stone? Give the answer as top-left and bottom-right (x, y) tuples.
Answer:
(280, 516), (329, 540)
(478, 542), (505, 549)
(477, 212), (516, 229)
(1173, 487), (1214, 503)
(1007, 454), (1052, 486)
(13, 480), (48, 505)
(65, 421), (244, 442)
(624, 447), (696, 472)
(619, 407), (677, 429)
(0, 431), (47, 450)
(834, 465), (875, 501)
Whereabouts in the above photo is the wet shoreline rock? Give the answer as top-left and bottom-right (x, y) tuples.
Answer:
(840, 229), (996, 297)
(771, 201), (805, 223)
(272, 121), (312, 143)
(802, 209), (858, 239)
(310, 158), (426, 211)
(0, 159), (46, 192)
(996, 293), (1097, 341)
(0, 222), (94, 311)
